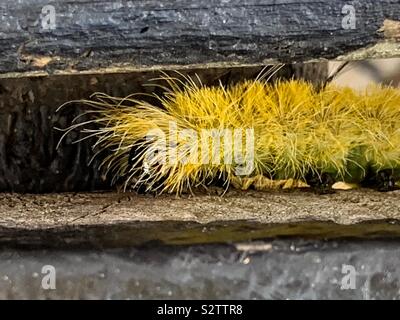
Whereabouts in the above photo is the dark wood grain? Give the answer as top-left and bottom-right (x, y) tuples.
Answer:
(1, 0), (399, 77)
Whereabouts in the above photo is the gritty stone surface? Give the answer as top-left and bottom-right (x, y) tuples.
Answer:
(0, 189), (400, 248)
(0, 239), (399, 299)
(2, 189), (400, 227)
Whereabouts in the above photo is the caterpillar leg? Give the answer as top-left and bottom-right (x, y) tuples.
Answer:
(375, 169), (396, 192)
(377, 170), (395, 192)
(127, 144), (151, 194)
(127, 141), (165, 195)
(305, 171), (335, 194)
(361, 169), (396, 192)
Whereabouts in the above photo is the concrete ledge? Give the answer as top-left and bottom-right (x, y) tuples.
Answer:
(1, 189), (400, 248)
(2, 240), (400, 299)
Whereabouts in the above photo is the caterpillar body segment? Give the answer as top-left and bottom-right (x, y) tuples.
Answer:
(58, 74), (400, 195)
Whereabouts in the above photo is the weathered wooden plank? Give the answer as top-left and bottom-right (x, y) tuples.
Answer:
(1, 0), (400, 77)
(1, 189), (400, 248)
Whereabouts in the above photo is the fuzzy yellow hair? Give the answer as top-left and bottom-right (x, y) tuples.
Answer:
(58, 72), (400, 194)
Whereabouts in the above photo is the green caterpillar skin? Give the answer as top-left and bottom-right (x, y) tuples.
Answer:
(300, 145), (399, 193)
(338, 146), (369, 184)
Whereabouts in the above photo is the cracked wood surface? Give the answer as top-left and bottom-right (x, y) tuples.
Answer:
(1, 189), (400, 248)
(1, 0), (400, 78)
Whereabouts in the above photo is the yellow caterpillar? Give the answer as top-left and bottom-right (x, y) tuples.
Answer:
(57, 70), (400, 194)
